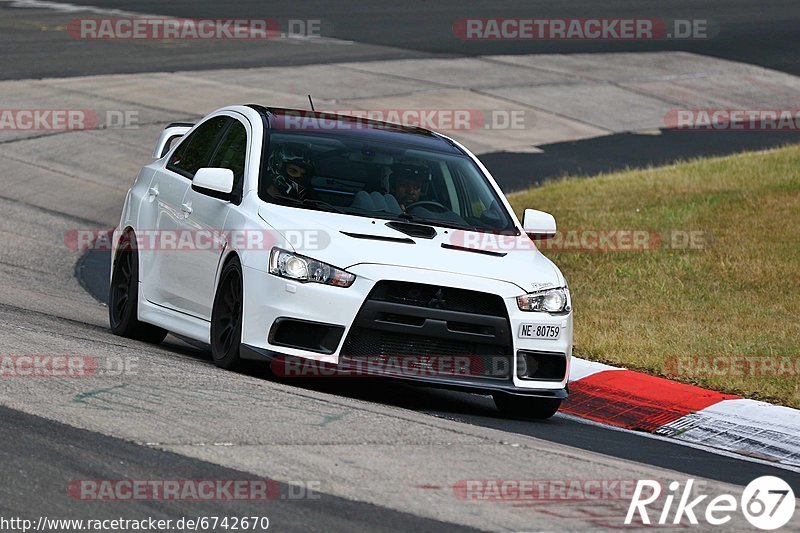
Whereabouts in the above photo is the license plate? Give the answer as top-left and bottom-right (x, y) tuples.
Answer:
(518, 323), (561, 339)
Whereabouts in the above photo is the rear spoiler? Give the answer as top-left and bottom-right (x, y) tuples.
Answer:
(152, 122), (194, 158)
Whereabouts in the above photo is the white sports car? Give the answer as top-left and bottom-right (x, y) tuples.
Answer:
(110, 105), (572, 419)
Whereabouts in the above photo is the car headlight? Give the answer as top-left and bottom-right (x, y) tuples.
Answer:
(517, 287), (569, 313)
(269, 248), (355, 287)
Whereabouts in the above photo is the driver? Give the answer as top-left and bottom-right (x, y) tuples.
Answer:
(266, 143), (316, 200)
(389, 161), (429, 211)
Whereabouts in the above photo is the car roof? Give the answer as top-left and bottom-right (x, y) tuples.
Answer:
(246, 105), (464, 154)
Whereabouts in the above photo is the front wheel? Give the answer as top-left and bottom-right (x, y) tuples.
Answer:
(210, 258), (244, 370)
(492, 393), (562, 420)
(109, 235), (168, 344)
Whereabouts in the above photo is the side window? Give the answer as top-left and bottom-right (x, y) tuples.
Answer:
(167, 116), (230, 179)
(208, 120), (247, 193)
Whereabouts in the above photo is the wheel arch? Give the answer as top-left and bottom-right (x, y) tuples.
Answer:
(214, 249), (242, 293)
(111, 226), (137, 275)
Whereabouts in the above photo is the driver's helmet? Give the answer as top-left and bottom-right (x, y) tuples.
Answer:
(268, 142), (316, 197)
(389, 160), (430, 192)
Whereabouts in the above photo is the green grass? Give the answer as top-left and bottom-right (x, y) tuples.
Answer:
(507, 144), (800, 407)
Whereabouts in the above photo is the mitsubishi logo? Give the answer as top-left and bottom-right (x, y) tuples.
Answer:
(428, 288), (447, 309)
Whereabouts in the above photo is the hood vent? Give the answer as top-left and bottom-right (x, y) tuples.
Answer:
(340, 231), (415, 244)
(386, 221), (437, 239)
(441, 243), (506, 257)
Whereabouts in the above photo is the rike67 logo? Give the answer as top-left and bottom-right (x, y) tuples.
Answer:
(626, 476), (795, 530)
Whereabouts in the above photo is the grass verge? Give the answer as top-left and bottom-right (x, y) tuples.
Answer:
(508, 144), (800, 407)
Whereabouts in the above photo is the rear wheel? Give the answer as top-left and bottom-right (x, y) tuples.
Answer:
(109, 233), (168, 343)
(492, 392), (562, 420)
(210, 258), (244, 370)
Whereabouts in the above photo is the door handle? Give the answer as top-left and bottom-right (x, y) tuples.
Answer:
(181, 202), (193, 215)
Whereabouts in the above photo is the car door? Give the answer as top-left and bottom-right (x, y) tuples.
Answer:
(171, 115), (250, 319)
(140, 115), (230, 312)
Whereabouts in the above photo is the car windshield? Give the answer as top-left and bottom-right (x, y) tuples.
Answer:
(259, 132), (517, 233)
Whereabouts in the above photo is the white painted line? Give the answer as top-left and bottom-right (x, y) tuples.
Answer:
(569, 357), (623, 382)
(0, 0), (161, 17)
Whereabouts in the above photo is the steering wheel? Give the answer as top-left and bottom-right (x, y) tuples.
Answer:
(405, 201), (450, 213)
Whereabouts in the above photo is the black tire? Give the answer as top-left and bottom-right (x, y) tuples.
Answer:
(210, 257), (244, 370)
(492, 393), (562, 420)
(109, 233), (168, 344)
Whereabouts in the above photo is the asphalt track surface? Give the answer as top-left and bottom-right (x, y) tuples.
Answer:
(1, 405), (473, 533)
(1, 0), (799, 78)
(2, 0), (800, 530)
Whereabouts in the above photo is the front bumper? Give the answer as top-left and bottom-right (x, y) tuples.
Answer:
(241, 344), (568, 398)
(240, 264), (572, 396)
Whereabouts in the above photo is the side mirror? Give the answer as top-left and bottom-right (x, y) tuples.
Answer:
(193, 167), (234, 198)
(522, 208), (557, 239)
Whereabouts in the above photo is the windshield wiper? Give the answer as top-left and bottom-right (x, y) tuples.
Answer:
(391, 212), (477, 232)
(393, 212), (517, 235)
(300, 198), (348, 214)
(271, 194), (347, 214)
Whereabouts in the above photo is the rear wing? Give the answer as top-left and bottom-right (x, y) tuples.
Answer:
(152, 122), (194, 158)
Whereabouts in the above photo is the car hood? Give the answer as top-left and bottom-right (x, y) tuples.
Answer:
(258, 204), (563, 292)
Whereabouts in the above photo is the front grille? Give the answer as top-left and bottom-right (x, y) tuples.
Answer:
(343, 328), (506, 357)
(340, 281), (513, 381)
(341, 329), (511, 379)
(369, 281), (507, 317)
